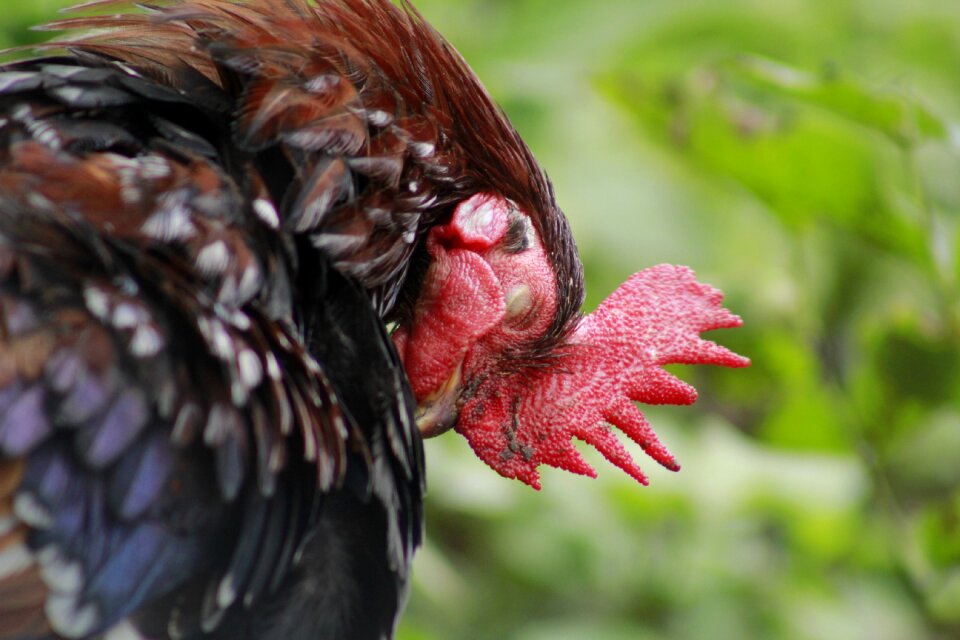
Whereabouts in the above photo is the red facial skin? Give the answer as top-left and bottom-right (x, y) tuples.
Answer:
(392, 193), (555, 404)
(393, 193), (749, 489)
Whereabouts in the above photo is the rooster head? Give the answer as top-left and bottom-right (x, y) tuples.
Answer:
(392, 192), (749, 490)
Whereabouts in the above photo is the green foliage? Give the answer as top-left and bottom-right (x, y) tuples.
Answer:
(3, 0), (959, 638)
(402, 1), (960, 638)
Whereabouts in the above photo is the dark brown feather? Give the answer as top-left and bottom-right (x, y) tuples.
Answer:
(37, 0), (584, 333)
(0, 460), (51, 640)
(0, 566), (51, 640)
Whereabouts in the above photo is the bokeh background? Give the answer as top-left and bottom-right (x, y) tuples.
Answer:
(4, 1), (960, 639)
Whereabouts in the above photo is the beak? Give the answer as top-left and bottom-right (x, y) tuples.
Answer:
(414, 364), (461, 438)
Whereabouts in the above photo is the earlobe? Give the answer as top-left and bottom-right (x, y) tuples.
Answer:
(429, 193), (513, 251)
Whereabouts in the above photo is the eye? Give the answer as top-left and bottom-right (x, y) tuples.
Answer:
(501, 215), (534, 254)
(505, 284), (533, 320)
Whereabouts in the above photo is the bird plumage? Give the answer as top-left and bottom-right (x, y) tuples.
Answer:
(0, 0), (527, 636)
(29, 0), (584, 325)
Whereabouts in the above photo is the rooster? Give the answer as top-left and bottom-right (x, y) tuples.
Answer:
(0, 1), (748, 639)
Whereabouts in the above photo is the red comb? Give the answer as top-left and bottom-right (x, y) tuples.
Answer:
(457, 264), (750, 489)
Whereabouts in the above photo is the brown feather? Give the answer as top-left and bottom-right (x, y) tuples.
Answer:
(0, 564), (52, 640)
(0, 460), (23, 503)
(0, 460), (49, 640)
(35, 0), (584, 332)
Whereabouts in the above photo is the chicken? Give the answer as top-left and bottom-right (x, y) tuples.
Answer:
(0, 1), (747, 639)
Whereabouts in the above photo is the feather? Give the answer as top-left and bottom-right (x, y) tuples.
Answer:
(0, 460), (51, 640)
(75, 387), (150, 469)
(0, 564), (51, 640)
(287, 156), (353, 233)
(107, 433), (175, 521)
(0, 387), (50, 456)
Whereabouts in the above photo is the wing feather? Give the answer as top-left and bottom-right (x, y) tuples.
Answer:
(0, 4), (428, 638)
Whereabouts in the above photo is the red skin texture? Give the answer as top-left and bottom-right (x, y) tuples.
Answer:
(394, 193), (555, 400)
(395, 193), (749, 489)
(396, 246), (505, 401)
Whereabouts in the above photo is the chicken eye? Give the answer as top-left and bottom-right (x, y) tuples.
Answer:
(505, 284), (533, 320)
(502, 215), (535, 254)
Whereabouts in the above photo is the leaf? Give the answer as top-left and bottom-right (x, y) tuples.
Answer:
(598, 65), (930, 261)
(728, 55), (951, 147)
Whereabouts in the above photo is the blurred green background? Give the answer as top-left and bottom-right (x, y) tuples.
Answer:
(5, 1), (960, 639)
